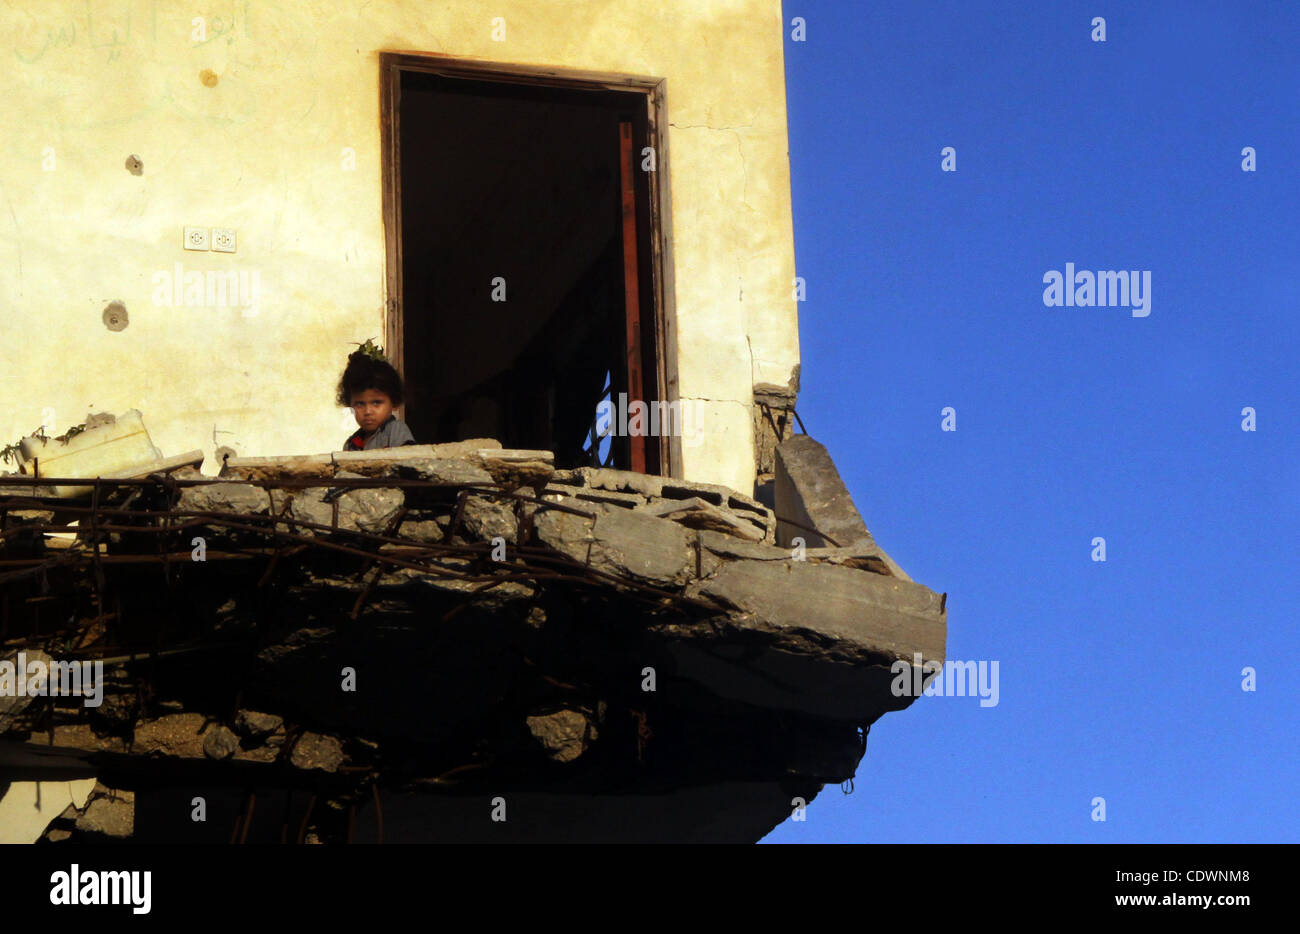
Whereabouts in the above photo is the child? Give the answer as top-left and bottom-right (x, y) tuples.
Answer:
(336, 344), (417, 451)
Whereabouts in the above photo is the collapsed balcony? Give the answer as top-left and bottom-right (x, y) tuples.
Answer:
(0, 433), (945, 843)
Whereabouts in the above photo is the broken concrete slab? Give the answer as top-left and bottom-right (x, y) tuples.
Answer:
(394, 457), (494, 486)
(221, 453), (334, 480)
(478, 449), (554, 489)
(17, 411), (162, 488)
(775, 434), (874, 551)
(104, 449), (205, 479)
(332, 439), (501, 472)
(332, 444), (550, 489)
(289, 472), (404, 537)
(1, 427), (947, 843)
(805, 546), (910, 580)
(638, 496), (766, 542)
(564, 467), (665, 499)
(697, 531), (798, 562)
(534, 502), (694, 586)
(545, 485), (646, 509)
(331, 439), (503, 477)
(691, 559), (944, 663)
(693, 532), (902, 578)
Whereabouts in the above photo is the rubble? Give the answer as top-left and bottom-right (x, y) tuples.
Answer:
(74, 786), (135, 839)
(526, 708), (597, 763)
(0, 432), (944, 843)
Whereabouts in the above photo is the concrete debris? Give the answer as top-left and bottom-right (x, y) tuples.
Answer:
(234, 709), (284, 739)
(394, 457), (494, 486)
(638, 495), (765, 542)
(177, 480), (273, 515)
(290, 471), (404, 536)
(75, 786), (135, 839)
(289, 732), (345, 772)
(534, 501), (694, 586)
(133, 713), (210, 758)
(775, 434), (872, 548)
(0, 432), (943, 843)
(526, 708), (597, 763)
(202, 725), (239, 761)
(0, 649), (50, 732)
(460, 494), (517, 543)
(775, 434), (912, 581)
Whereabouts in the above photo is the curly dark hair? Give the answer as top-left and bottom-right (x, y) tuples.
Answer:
(336, 349), (405, 407)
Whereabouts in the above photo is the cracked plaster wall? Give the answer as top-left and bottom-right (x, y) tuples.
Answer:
(0, 0), (800, 495)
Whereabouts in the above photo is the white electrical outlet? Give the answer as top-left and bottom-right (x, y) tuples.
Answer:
(184, 227), (210, 251)
(211, 228), (236, 253)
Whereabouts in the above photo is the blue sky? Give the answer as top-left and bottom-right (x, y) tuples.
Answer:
(763, 0), (1299, 842)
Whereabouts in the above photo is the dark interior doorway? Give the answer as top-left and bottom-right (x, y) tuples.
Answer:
(385, 63), (664, 472)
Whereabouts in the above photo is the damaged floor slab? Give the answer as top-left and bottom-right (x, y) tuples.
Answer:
(0, 421), (945, 843)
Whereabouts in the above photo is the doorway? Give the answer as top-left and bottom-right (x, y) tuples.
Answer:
(380, 55), (675, 474)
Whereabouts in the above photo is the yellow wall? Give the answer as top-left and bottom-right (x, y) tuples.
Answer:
(0, 0), (800, 494)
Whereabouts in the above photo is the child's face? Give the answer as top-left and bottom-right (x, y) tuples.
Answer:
(350, 389), (394, 434)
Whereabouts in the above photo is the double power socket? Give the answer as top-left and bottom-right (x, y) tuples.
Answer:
(184, 227), (237, 253)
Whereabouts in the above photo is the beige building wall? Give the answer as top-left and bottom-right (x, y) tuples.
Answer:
(0, 0), (800, 495)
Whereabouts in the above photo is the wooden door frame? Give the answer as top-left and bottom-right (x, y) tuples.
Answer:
(379, 52), (680, 478)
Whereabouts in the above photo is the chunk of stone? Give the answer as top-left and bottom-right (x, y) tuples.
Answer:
(221, 453), (334, 480)
(396, 458), (494, 486)
(176, 481), (270, 515)
(804, 546), (901, 577)
(133, 713), (209, 758)
(401, 519), (444, 542)
(235, 709), (284, 739)
(571, 467), (664, 498)
(76, 789), (134, 838)
(533, 507), (596, 561)
(774, 435), (874, 552)
(658, 479), (728, 506)
(638, 496), (765, 542)
(47, 722), (129, 754)
(535, 504), (693, 586)
(332, 439), (501, 474)
(335, 472), (405, 534)
(697, 532), (902, 577)
(566, 487), (645, 508)
(460, 494), (516, 543)
(202, 725), (238, 760)
(0, 649), (50, 732)
(478, 449), (555, 489)
(590, 509), (694, 585)
(290, 472), (404, 536)
(290, 732), (345, 772)
(526, 709), (596, 763)
(697, 531), (797, 562)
